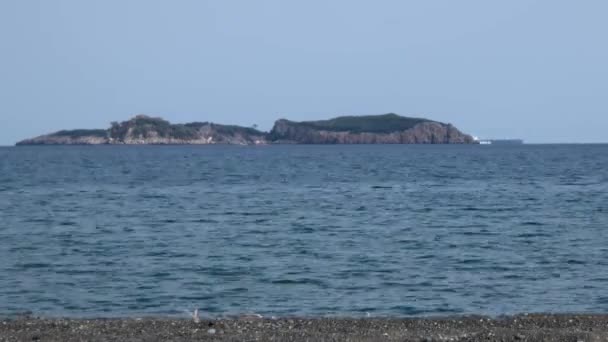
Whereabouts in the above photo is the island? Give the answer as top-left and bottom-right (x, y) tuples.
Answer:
(16, 113), (476, 145)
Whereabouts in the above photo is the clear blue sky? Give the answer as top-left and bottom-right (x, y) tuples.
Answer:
(1, 0), (606, 145)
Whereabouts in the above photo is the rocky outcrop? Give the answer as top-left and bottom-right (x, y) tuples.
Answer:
(17, 115), (268, 146)
(16, 130), (109, 145)
(16, 113), (476, 145)
(107, 115), (267, 145)
(269, 114), (475, 144)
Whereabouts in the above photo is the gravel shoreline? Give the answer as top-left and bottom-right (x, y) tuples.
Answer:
(2, 314), (607, 341)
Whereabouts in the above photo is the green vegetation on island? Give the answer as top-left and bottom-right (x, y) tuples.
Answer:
(51, 129), (108, 138)
(107, 115), (266, 141)
(110, 116), (199, 140)
(291, 113), (431, 134)
(184, 122), (264, 137)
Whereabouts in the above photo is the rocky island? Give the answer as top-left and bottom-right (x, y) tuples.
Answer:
(16, 113), (476, 145)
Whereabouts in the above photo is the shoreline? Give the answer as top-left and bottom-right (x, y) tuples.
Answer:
(2, 314), (607, 341)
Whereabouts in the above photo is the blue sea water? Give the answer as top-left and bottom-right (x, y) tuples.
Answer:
(1, 144), (607, 318)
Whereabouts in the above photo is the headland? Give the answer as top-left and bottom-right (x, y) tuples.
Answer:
(16, 114), (476, 145)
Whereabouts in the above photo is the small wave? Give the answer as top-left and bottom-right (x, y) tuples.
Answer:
(502, 274), (523, 280)
(16, 262), (52, 269)
(371, 185), (392, 189)
(150, 271), (172, 278)
(24, 218), (52, 224)
(388, 305), (426, 316)
(291, 225), (315, 233)
(521, 221), (545, 226)
(58, 221), (77, 226)
(462, 230), (498, 236)
(271, 278), (327, 287)
(463, 206), (516, 212)
(566, 259), (586, 265)
(191, 218), (219, 223)
(140, 194), (169, 200)
(516, 232), (551, 238)
(222, 211), (268, 216)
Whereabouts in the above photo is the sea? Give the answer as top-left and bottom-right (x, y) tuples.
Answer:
(1, 144), (607, 318)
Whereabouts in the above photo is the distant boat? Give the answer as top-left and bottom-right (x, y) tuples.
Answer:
(477, 139), (524, 145)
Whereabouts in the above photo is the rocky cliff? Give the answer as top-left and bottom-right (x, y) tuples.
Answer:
(269, 114), (475, 144)
(16, 113), (476, 145)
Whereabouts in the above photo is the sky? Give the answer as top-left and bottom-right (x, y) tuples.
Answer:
(0, 0), (606, 145)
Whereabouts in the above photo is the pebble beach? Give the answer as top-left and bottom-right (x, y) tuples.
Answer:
(2, 314), (608, 341)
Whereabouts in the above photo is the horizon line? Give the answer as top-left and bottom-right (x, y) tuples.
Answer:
(4, 142), (608, 147)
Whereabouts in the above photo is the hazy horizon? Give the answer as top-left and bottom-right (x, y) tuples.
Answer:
(1, 0), (607, 145)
